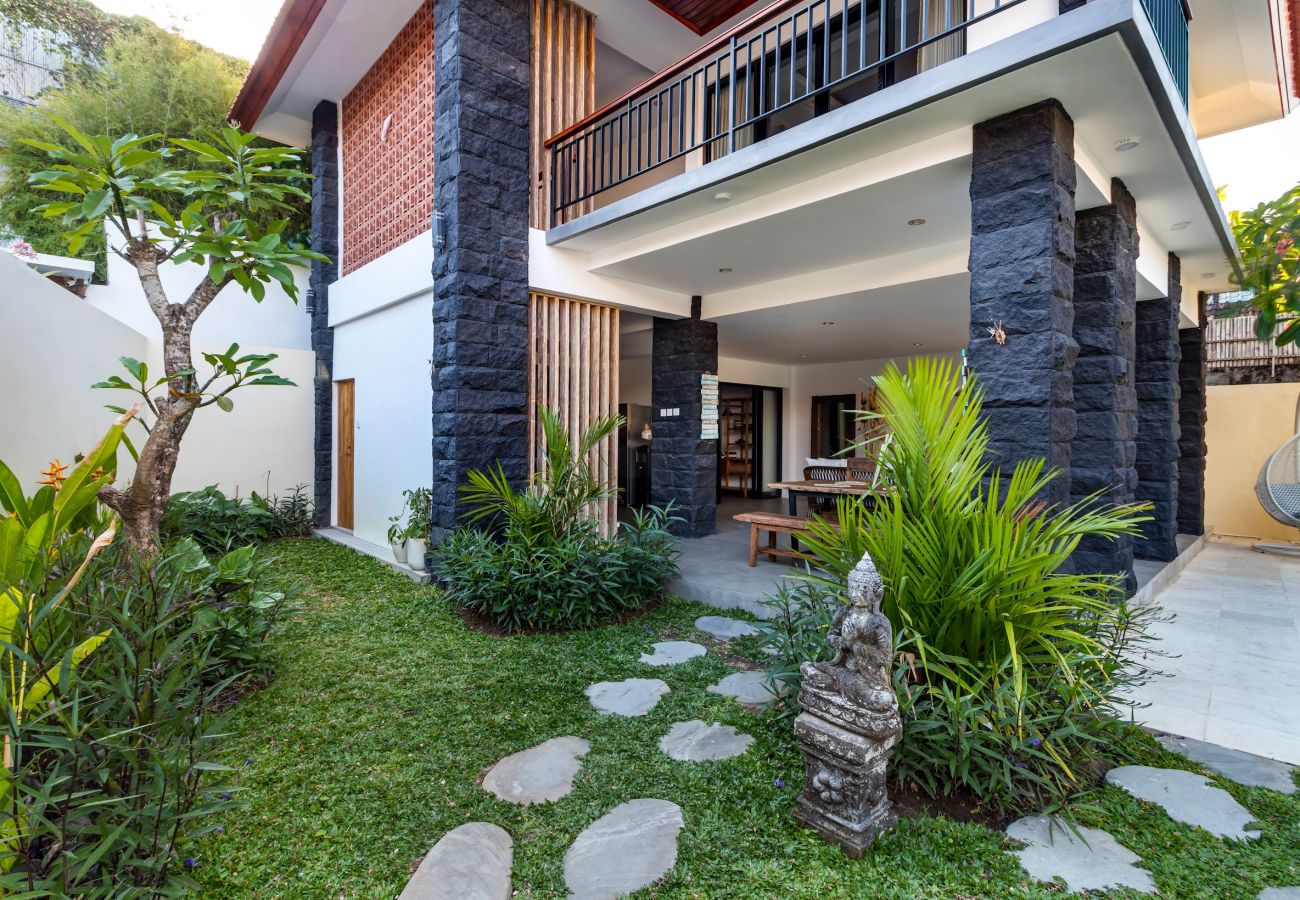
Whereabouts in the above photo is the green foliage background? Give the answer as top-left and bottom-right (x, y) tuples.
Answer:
(0, 16), (309, 279)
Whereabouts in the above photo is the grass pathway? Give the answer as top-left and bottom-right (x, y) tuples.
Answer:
(190, 538), (1300, 898)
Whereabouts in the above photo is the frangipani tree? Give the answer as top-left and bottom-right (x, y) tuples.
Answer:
(28, 119), (327, 556)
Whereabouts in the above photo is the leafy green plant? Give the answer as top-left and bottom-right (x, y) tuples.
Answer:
(435, 504), (681, 632)
(1231, 181), (1300, 344)
(0, 513), (290, 890)
(0, 413), (130, 872)
(437, 406), (680, 631)
(402, 488), (432, 541)
(161, 484), (314, 555)
(459, 405), (621, 540)
(761, 357), (1158, 811)
(26, 119), (326, 557)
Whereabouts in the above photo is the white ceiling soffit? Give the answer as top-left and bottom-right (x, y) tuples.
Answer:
(1189, 0), (1294, 137)
(713, 273), (972, 365)
(252, 0), (428, 146)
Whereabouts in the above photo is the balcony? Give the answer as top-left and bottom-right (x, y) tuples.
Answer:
(545, 0), (1192, 229)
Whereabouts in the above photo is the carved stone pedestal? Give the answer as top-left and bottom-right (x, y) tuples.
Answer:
(791, 552), (902, 858)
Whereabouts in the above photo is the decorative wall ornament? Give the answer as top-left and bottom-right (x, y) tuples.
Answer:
(792, 551), (901, 858)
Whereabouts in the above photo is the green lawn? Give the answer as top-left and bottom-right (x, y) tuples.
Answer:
(191, 538), (1300, 898)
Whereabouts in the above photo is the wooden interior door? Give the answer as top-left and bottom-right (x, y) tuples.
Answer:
(336, 380), (355, 530)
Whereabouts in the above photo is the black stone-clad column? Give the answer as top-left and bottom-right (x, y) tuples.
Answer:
(1177, 291), (1208, 536)
(1068, 179), (1138, 588)
(309, 100), (339, 527)
(430, 0), (531, 543)
(650, 315), (718, 538)
(1134, 254), (1183, 560)
(968, 100), (1078, 511)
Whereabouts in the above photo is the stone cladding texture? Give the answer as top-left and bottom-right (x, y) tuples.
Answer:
(1069, 179), (1138, 587)
(650, 317), (719, 538)
(1134, 254), (1183, 561)
(309, 100), (339, 526)
(430, 0), (532, 540)
(1177, 293), (1208, 536)
(968, 100), (1078, 512)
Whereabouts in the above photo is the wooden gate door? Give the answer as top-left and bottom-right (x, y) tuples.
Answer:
(336, 380), (355, 530)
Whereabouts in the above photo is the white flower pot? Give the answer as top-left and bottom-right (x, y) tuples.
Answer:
(406, 538), (427, 572)
(391, 541), (408, 564)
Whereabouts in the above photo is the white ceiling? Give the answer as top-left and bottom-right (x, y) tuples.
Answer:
(713, 273), (971, 365)
(616, 276), (971, 366)
(593, 158), (972, 295)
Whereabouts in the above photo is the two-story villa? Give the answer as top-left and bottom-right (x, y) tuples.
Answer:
(231, 0), (1297, 588)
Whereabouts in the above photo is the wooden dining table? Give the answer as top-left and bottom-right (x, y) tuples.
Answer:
(766, 479), (882, 518)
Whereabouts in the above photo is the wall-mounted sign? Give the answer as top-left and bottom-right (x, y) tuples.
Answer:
(700, 373), (719, 440)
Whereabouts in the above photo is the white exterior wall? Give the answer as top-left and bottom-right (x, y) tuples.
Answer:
(328, 233), (436, 547)
(0, 252), (314, 499)
(89, 227), (311, 350)
(0, 253), (148, 486)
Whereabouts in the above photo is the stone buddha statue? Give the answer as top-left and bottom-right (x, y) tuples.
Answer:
(792, 551), (901, 858)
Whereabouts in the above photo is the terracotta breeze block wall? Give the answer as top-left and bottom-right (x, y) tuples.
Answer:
(341, 0), (434, 274)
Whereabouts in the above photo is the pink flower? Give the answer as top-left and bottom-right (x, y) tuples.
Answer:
(9, 240), (37, 260)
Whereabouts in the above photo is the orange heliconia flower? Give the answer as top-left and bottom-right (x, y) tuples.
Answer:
(38, 458), (69, 490)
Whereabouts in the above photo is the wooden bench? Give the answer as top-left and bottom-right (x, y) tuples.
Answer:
(732, 512), (828, 567)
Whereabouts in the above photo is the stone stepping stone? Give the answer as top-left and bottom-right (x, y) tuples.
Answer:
(1106, 765), (1262, 840)
(1006, 816), (1154, 895)
(482, 736), (589, 805)
(399, 822), (512, 900)
(639, 641), (706, 666)
(1260, 889), (1300, 899)
(1157, 734), (1297, 795)
(707, 671), (776, 707)
(563, 799), (683, 900)
(585, 678), (669, 717)
(695, 615), (759, 640)
(659, 720), (754, 761)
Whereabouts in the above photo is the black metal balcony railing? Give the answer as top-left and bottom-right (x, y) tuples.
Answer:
(545, 0), (1193, 228)
(545, 0), (1029, 227)
(1138, 0), (1190, 105)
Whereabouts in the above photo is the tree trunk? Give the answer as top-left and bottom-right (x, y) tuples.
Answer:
(99, 244), (206, 558)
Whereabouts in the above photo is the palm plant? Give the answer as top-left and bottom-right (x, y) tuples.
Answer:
(800, 357), (1149, 703)
(458, 405), (623, 539)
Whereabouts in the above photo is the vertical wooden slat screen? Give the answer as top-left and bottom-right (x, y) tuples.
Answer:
(530, 0), (596, 230)
(528, 292), (620, 534)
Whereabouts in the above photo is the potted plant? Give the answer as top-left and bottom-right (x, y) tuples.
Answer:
(387, 512), (407, 563)
(403, 487), (433, 572)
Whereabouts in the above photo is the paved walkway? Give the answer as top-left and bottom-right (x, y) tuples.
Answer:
(1126, 541), (1300, 765)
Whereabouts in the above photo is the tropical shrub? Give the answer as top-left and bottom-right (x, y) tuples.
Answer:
(0, 419), (291, 891)
(759, 357), (1159, 812)
(162, 483), (314, 554)
(436, 406), (681, 631)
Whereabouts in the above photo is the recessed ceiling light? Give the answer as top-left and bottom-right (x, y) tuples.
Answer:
(821, 321), (836, 326)
(907, 218), (926, 226)
(714, 191), (732, 203)
(1114, 137), (1140, 151)
(912, 342), (924, 347)
(1171, 220), (1191, 231)
(799, 354), (808, 359)
(1201, 272), (1217, 279)
(718, 267), (732, 273)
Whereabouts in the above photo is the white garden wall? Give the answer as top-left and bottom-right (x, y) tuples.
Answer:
(0, 250), (314, 502)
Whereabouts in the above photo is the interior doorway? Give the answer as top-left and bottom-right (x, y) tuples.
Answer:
(336, 379), (355, 530)
(810, 393), (855, 459)
(718, 381), (783, 499)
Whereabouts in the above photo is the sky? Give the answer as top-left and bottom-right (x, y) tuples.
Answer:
(89, 0), (283, 63)
(88, 0), (1300, 214)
